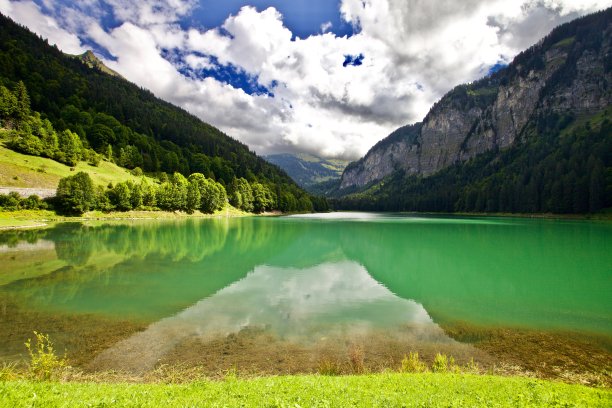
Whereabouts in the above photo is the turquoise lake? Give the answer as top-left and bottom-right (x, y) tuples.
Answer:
(0, 213), (610, 376)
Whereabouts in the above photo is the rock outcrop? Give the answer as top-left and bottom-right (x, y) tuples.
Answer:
(340, 9), (611, 191)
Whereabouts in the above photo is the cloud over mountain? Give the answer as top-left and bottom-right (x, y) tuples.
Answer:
(1, 0), (608, 159)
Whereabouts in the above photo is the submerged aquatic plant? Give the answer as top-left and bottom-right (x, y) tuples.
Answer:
(348, 345), (365, 374)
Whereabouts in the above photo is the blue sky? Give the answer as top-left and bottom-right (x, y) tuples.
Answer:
(185, 0), (356, 38)
(1, 0), (607, 159)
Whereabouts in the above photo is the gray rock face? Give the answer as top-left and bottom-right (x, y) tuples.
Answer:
(340, 21), (612, 191)
(340, 125), (421, 189)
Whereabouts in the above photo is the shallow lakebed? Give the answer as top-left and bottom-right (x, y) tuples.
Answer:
(0, 213), (610, 383)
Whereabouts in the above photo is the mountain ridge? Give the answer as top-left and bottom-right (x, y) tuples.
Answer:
(0, 13), (325, 212)
(334, 8), (611, 214)
(339, 8), (611, 193)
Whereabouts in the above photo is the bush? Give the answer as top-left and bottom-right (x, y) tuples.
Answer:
(85, 149), (101, 166)
(9, 132), (43, 155)
(0, 192), (20, 210)
(20, 195), (46, 210)
(56, 172), (96, 215)
(110, 182), (132, 211)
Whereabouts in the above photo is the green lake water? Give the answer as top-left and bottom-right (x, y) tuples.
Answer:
(0, 213), (611, 374)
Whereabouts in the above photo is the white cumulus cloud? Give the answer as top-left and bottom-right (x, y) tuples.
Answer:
(0, 0), (608, 159)
(0, 0), (85, 54)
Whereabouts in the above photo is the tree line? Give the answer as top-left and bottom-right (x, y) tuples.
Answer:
(52, 170), (320, 216)
(0, 74), (326, 216)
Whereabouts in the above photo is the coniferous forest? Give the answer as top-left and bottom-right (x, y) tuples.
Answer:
(333, 111), (611, 213)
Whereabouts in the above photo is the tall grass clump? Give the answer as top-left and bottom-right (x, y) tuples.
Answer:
(464, 358), (480, 374)
(400, 352), (428, 373)
(0, 362), (19, 381)
(432, 353), (448, 373)
(317, 359), (342, 376)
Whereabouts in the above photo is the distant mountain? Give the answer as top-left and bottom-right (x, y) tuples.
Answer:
(334, 8), (611, 214)
(76, 50), (122, 78)
(265, 153), (348, 190)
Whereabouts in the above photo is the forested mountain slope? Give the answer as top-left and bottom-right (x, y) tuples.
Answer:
(335, 8), (611, 214)
(0, 13), (323, 212)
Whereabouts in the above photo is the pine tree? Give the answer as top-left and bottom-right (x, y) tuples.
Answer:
(13, 81), (30, 121)
(0, 85), (17, 121)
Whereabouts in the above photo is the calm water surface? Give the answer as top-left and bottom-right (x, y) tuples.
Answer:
(0, 213), (610, 376)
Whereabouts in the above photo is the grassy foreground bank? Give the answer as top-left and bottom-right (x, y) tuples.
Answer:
(1, 373), (610, 407)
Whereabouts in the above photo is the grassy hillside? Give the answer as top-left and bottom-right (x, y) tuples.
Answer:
(0, 374), (609, 407)
(0, 141), (151, 189)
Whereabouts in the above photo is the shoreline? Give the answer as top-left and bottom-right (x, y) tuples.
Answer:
(1, 209), (610, 231)
(436, 211), (612, 221)
(332, 209), (612, 221)
(0, 207), (260, 230)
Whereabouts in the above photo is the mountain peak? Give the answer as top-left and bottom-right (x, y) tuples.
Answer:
(76, 50), (122, 78)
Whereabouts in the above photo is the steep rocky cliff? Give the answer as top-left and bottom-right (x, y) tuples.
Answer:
(339, 8), (611, 191)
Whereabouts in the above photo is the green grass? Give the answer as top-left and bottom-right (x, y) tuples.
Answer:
(560, 107), (611, 139)
(467, 86), (498, 97)
(0, 143), (152, 189)
(0, 210), (60, 228)
(0, 206), (249, 230)
(552, 36), (576, 48)
(0, 373), (609, 407)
